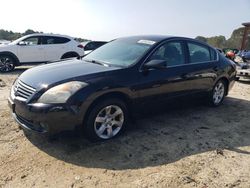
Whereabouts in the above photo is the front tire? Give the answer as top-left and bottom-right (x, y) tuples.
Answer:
(0, 55), (15, 72)
(209, 79), (227, 106)
(84, 98), (128, 141)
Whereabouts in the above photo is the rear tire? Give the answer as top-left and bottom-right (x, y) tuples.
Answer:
(0, 55), (15, 72)
(84, 98), (128, 142)
(208, 79), (227, 106)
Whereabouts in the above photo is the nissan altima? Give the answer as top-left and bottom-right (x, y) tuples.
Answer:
(8, 36), (236, 141)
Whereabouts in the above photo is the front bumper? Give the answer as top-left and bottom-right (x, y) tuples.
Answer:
(8, 97), (83, 134)
(237, 69), (250, 78)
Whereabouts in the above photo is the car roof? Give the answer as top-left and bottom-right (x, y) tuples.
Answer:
(24, 33), (73, 39)
(118, 35), (207, 44)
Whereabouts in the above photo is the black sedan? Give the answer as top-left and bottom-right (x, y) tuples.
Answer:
(8, 36), (236, 141)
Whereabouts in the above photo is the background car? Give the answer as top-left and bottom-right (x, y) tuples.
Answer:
(9, 36), (236, 141)
(240, 50), (250, 62)
(0, 34), (85, 72)
(82, 41), (107, 54)
(0, 40), (10, 45)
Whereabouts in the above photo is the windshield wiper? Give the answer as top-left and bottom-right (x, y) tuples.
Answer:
(84, 59), (110, 67)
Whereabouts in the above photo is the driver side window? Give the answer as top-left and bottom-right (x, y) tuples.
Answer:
(22, 37), (39, 45)
(150, 41), (185, 67)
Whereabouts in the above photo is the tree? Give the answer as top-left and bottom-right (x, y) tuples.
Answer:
(226, 27), (245, 49)
(207, 36), (226, 49)
(195, 36), (207, 43)
(23, 29), (36, 35)
(0, 29), (22, 41)
(194, 27), (247, 49)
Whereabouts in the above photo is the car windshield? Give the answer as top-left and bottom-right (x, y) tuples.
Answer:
(83, 38), (155, 67)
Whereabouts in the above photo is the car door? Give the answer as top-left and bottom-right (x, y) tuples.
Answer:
(17, 36), (45, 63)
(183, 41), (219, 91)
(136, 40), (194, 102)
(41, 36), (70, 61)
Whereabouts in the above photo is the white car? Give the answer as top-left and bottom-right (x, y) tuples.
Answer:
(0, 34), (85, 72)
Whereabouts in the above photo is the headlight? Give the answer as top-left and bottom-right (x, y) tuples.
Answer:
(37, 81), (88, 104)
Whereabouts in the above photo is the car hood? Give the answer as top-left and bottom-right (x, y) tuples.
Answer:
(0, 43), (15, 49)
(18, 59), (121, 89)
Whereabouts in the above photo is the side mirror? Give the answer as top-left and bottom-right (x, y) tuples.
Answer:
(18, 41), (27, 46)
(144, 59), (167, 70)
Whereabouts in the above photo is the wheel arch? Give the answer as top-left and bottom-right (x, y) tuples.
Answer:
(216, 76), (230, 95)
(61, 51), (80, 59)
(0, 51), (20, 65)
(82, 91), (133, 125)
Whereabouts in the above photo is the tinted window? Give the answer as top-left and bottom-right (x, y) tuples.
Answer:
(84, 42), (96, 51)
(55, 37), (70, 44)
(188, 43), (210, 63)
(42, 36), (70, 45)
(96, 42), (107, 47)
(85, 42), (107, 51)
(149, 41), (185, 66)
(210, 48), (218, 61)
(22, 37), (39, 45)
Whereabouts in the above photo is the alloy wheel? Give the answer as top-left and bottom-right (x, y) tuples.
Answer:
(94, 105), (124, 139)
(213, 81), (225, 105)
(0, 56), (15, 72)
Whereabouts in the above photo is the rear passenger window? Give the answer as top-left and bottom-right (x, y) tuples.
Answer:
(210, 48), (218, 61)
(55, 37), (70, 44)
(42, 37), (70, 45)
(188, 43), (210, 63)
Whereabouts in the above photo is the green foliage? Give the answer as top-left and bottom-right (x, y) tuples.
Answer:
(23, 29), (40, 35)
(207, 36), (226, 49)
(195, 36), (207, 43)
(0, 29), (22, 41)
(196, 27), (249, 50)
(226, 27), (245, 49)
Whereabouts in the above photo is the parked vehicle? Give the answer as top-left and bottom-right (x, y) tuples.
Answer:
(236, 50), (250, 79)
(0, 34), (84, 72)
(240, 50), (250, 62)
(0, 40), (10, 45)
(83, 41), (107, 54)
(8, 35), (236, 141)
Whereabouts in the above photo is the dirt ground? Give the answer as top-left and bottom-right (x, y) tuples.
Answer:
(0, 67), (250, 188)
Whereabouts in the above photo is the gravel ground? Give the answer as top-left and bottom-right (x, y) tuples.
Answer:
(0, 67), (250, 188)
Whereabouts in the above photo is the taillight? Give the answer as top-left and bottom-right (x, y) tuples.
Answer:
(77, 44), (84, 49)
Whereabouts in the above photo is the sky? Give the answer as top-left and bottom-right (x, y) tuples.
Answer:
(0, 0), (249, 41)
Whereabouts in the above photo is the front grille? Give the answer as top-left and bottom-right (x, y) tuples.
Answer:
(14, 80), (36, 100)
